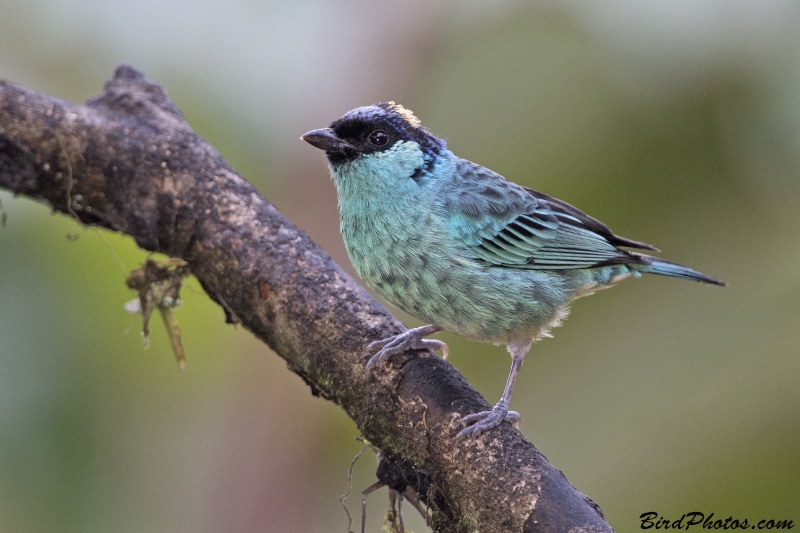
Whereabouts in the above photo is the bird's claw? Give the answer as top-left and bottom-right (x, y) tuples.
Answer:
(365, 325), (448, 373)
(455, 404), (520, 440)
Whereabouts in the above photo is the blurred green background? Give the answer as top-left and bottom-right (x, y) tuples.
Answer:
(1, 1), (798, 531)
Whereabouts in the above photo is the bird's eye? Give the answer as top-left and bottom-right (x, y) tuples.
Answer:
(368, 130), (389, 147)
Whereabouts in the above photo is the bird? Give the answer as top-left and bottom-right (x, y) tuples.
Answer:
(301, 102), (724, 440)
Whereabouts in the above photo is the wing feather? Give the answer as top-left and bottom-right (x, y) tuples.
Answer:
(446, 158), (655, 270)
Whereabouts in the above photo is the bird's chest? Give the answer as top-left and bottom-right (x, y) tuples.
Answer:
(340, 197), (435, 279)
(338, 192), (452, 308)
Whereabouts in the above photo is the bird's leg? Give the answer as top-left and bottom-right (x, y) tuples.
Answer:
(455, 338), (532, 440)
(365, 324), (449, 373)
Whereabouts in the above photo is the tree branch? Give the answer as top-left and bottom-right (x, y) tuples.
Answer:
(0, 65), (612, 533)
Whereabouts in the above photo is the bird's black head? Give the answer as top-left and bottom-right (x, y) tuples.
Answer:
(302, 102), (444, 166)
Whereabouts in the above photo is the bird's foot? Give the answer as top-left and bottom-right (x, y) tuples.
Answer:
(455, 401), (520, 440)
(365, 325), (448, 373)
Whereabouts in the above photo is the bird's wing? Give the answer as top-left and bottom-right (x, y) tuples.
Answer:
(445, 159), (657, 270)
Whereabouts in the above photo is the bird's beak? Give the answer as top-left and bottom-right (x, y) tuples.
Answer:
(301, 128), (354, 153)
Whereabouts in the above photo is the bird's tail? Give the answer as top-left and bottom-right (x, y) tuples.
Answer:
(631, 253), (726, 286)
